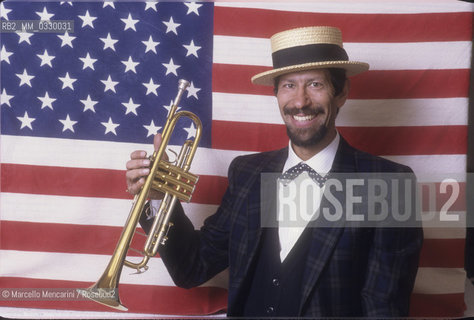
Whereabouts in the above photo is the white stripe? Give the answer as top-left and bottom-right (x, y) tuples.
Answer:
(339, 98), (468, 127)
(214, 36), (472, 70)
(422, 211), (466, 230)
(212, 92), (468, 126)
(414, 267), (466, 294)
(1, 251), (464, 295)
(216, 1), (473, 14)
(0, 250), (227, 289)
(423, 227), (465, 240)
(0, 134), (249, 176)
(0, 306), (227, 319)
(383, 155), (466, 179)
(0, 193), (218, 229)
(2, 192), (467, 236)
(1, 135), (465, 179)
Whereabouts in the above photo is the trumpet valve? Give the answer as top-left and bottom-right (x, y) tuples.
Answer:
(160, 222), (174, 246)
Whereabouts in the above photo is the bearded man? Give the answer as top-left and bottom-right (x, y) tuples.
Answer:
(126, 26), (423, 318)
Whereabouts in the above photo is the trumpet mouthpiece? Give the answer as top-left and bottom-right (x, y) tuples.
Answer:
(178, 79), (191, 91)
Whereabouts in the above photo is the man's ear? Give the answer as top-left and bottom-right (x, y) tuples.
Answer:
(335, 78), (350, 109)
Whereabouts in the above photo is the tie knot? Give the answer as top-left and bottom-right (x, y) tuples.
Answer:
(279, 162), (328, 187)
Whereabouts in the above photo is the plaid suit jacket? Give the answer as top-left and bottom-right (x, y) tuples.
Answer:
(155, 136), (423, 317)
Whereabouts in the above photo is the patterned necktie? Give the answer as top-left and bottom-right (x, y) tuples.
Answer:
(279, 162), (328, 187)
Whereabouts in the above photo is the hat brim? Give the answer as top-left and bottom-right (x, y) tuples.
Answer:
(251, 60), (370, 86)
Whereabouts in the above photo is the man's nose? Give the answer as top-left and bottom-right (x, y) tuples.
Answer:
(293, 86), (310, 109)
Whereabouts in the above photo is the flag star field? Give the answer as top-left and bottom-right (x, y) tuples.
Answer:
(1, 1), (213, 147)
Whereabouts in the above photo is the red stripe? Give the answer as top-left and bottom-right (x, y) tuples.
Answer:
(410, 293), (466, 317)
(419, 239), (465, 268)
(0, 277), (227, 315)
(0, 164), (131, 199)
(420, 182), (466, 213)
(212, 120), (467, 155)
(349, 70), (470, 99)
(0, 164), (228, 205)
(214, 7), (473, 42)
(1, 163), (466, 210)
(212, 120), (288, 152)
(0, 221), (146, 256)
(338, 126), (467, 156)
(213, 64), (471, 99)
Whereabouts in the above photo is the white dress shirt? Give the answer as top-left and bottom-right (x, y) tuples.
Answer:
(278, 133), (340, 262)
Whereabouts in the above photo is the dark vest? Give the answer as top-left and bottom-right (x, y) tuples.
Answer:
(242, 227), (311, 317)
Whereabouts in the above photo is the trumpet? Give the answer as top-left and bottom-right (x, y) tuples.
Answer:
(77, 79), (202, 311)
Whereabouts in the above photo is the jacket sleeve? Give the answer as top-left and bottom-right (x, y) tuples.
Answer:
(361, 226), (423, 316)
(139, 157), (240, 289)
(360, 170), (423, 316)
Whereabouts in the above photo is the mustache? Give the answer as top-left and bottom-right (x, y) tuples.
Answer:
(283, 105), (325, 116)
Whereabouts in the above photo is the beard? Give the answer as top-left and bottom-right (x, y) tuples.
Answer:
(283, 105), (329, 147)
(286, 124), (328, 147)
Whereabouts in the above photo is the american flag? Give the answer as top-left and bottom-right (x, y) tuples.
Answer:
(0, 0), (472, 318)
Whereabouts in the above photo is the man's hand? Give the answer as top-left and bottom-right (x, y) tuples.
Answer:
(125, 134), (165, 199)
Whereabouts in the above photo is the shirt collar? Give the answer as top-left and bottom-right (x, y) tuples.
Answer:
(283, 132), (340, 177)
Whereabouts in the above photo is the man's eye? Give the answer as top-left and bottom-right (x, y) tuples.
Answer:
(282, 83), (294, 89)
(309, 81), (323, 88)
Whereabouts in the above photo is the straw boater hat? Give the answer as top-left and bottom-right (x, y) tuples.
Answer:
(251, 26), (370, 86)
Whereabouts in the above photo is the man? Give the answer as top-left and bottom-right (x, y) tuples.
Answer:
(126, 26), (423, 317)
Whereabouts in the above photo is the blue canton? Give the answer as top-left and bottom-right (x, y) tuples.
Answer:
(0, 1), (214, 147)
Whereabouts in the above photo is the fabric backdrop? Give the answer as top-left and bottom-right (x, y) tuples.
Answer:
(0, 0), (472, 318)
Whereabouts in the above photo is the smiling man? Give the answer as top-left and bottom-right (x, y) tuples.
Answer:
(126, 26), (423, 317)
(275, 69), (346, 159)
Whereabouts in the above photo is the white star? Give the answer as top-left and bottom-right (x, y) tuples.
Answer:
(121, 13), (139, 31)
(143, 120), (161, 138)
(163, 17), (180, 35)
(122, 98), (140, 115)
(187, 81), (201, 99)
(145, 2), (158, 11)
(1, 45), (13, 64)
(184, 2), (202, 15)
(36, 7), (54, 21)
(162, 58), (180, 76)
(183, 122), (197, 139)
(1, 88), (14, 107)
(60, 1), (73, 6)
(58, 72), (77, 90)
(80, 95), (98, 112)
(58, 32), (76, 48)
(183, 40), (201, 58)
(38, 92), (56, 110)
(142, 35), (159, 54)
(37, 49), (55, 67)
(59, 114), (78, 133)
(1, 3), (12, 20)
(142, 78), (160, 96)
(103, 1), (115, 9)
(78, 10), (97, 28)
(100, 33), (118, 51)
(17, 111), (35, 130)
(79, 52), (97, 70)
(122, 56), (139, 73)
(101, 75), (119, 93)
(17, 32), (33, 45)
(101, 117), (119, 135)
(16, 69), (35, 87)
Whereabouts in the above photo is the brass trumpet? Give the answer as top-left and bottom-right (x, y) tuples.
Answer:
(77, 79), (202, 311)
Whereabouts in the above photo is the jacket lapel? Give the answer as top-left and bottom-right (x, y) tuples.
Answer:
(234, 147), (288, 289)
(299, 137), (358, 313)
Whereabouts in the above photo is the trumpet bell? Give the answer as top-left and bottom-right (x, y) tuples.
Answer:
(76, 286), (127, 311)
